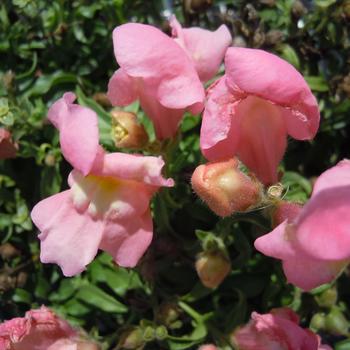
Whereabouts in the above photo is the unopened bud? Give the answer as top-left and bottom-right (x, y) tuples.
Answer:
(265, 30), (284, 46)
(118, 327), (144, 349)
(44, 154), (56, 167)
(271, 200), (303, 227)
(111, 110), (148, 149)
(156, 303), (180, 327)
(0, 243), (20, 260)
(155, 326), (168, 340)
(325, 307), (349, 336)
(310, 313), (326, 331)
(184, 0), (213, 14)
(92, 92), (112, 108)
(191, 158), (262, 217)
(315, 288), (338, 309)
(292, 0), (307, 17)
(0, 128), (17, 159)
(195, 251), (231, 288)
(343, 1), (350, 18)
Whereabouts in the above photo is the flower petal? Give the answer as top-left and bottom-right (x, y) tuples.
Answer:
(225, 47), (320, 139)
(112, 23), (205, 110)
(170, 16), (232, 82)
(100, 211), (153, 267)
(295, 186), (350, 261)
(200, 78), (241, 160)
(283, 255), (347, 291)
(47, 93), (99, 176)
(312, 159), (350, 196)
(236, 96), (287, 185)
(91, 152), (174, 188)
(31, 190), (103, 276)
(107, 68), (138, 106)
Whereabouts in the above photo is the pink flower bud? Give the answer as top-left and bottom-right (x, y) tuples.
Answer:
(0, 128), (17, 159)
(111, 110), (148, 149)
(191, 158), (262, 217)
(195, 251), (231, 288)
(271, 200), (303, 227)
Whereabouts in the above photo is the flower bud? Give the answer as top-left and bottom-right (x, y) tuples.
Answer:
(310, 313), (326, 331)
(0, 128), (17, 159)
(0, 243), (20, 260)
(325, 307), (349, 336)
(111, 110), (148, 149)
(191, 158), (262, 217)
(195, 250), (231, 288)
(315, 288), (338, 309)
(92, 92), (112, 108)
(118, 327), (144, 349)
(156, 302), (180, 327)
(184, 0), (213, 14)
(271, 200), (303, 227)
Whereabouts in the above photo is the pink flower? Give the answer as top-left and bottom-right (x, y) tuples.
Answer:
(232, 308), (332, 350)
(0, 306), (78, 350)
(107, 21), (205, 140)
(0, 128), (17, 159)
(31, 93), (174, 276)
(254, 160), (350, 290)
(200, 48), (320, 185)
(169, 16), (231, 82)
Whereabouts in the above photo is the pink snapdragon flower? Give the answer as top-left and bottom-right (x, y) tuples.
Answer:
(255, 160), (350, 290)
(0, 306), (99, 350)
(31, 93), (173, 276)
(200, 48), (320, 185)
(169, 16), (232, 82)
(232, 308), (332, 350)
(107, 18), (231, 140)
(0, 128), (17, 159)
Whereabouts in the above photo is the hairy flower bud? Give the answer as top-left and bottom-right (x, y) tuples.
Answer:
(118, 327), (144, 349)
(195, 250), (231, 288)
(0, 128), (17, 159)
(111, 110), (148, 149)
(191, 158), (262, 217)
(198, 345), (218, 350)
(184, 0), (213, 14)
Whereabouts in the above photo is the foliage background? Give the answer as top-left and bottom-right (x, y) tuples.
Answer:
(1, 0), (350, 349)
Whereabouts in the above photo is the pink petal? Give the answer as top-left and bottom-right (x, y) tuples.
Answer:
(112, 23), (205, 110)
(254, 221), (295, 260)
(295, 186), (350, 261)
(101, 211), (153, 267)
(70, 170), (153, 221)
(312, 159), (350, 196)
(91, 152), (174, 188)
(200, 77), (241, 160)
(138, 83), (186, 139)
(283, 255), (346, 291)
(236, 96), (287, 185)
(170, 16), (232, 82)
(0, 307), (76, 350)
(107, 68), (138, 106)
(225, 48), (320, 140)
(47, 93), (99, 176)
(31, 190), (104, 276)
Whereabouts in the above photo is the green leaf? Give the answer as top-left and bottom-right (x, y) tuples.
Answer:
(305, 76), (329, 92)
(76, 283), (128, 313)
